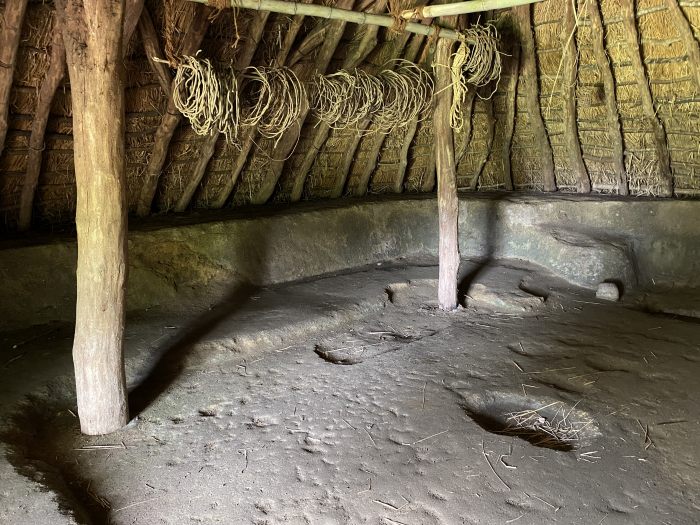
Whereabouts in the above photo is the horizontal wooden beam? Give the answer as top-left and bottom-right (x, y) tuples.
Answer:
(188, 0), (542, 41)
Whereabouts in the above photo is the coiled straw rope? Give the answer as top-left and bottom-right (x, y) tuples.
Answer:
(450, 23), (502, 131)
(173, 55), (228, 137)
(310, 60), (433, 133)
(240, 66), (307, 146)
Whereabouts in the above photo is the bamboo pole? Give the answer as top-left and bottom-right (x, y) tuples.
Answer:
(58, 0), (129, 435)
(587, 0), (627, 195)
(401, 0), (541, 18)
(0, 0), (29, 156)
(435, 14), (460, 311)
(619, 0), (672, 196)
(188, 0), (542, 41)
(561, 0), (590, 193)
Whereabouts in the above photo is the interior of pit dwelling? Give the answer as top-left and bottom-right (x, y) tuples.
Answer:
(1, 0), (699, 523)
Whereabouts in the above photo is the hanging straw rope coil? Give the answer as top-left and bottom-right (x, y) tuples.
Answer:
(450, 23), (502, 131)
(374, 59), (434, 133)
(172, 55), (227, 136)
(311, 69), (383, 130)
(240, 66), (307, 146)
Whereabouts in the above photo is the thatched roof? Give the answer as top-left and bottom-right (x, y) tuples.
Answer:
(0, 0), (698, 231)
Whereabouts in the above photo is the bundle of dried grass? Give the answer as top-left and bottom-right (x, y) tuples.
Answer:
(240, 66), (306, 146)
(311, 69), (383, 129)
(503, 401), (593, 449)
(450, 23), (502, 131)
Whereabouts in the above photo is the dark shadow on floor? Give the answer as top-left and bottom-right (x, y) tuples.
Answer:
(128, 281), (260, 417)
(457, 194), (507, 300)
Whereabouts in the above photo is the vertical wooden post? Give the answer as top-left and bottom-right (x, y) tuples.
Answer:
(619, 0), (672, 196)
(59, 0), (129, 435)
(434, 17), (460, 311)
(587, 0), (627, 195)
(513, 5), (556, 191)
(0, 0), (30, 156)
(561, 0), (590, 193)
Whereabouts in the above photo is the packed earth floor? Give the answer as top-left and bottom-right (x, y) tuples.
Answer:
(1, 259), (699, 524)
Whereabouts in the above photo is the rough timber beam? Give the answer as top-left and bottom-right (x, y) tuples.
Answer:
(229, 0), (355, 206)
(587, 0), (627, 195)
(135, 6), (212, 217)
(0, 0), (29, 157)
(561, 0), (590, 193)
(287, 0), (389, 202)
(500, 41), (519, 191)
(174, 10), (271, 212)
(619, 0), (672, 196)
(513, 4), (556, 191)
(19, 0), (144, 231)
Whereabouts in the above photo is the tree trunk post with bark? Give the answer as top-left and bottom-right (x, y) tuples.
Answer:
(59, 0), (129, 435)
(434, 15), (460, 311)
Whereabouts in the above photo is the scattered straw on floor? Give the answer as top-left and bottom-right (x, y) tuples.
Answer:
(503, 401), (593, 449)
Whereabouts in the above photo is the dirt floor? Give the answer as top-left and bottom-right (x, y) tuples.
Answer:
(1, 258), (699, 524)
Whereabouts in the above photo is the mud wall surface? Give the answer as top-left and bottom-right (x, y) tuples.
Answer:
(1, 195), (698, 330)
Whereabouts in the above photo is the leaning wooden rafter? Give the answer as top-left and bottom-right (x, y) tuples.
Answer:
(187, 0), (543, 41)
(207, 7), (321, 209)
(0, 0), (30, 156)
(513, 4), (556, 191)
(499, 41), (519, 191)
(18, 0), (144, 231)
(587, 0), (627, 195)
(173, 10), (271, 212)
(230, 0), (356, 206)
(468, 96), (495, 190)
(365, 31), (432, 196)
(619, 0), (672, 196)
(139, 6), (172, 96)
(136, 5), (212, 217)
(288, 0), (389, 202)
(561, 0), (590, 193)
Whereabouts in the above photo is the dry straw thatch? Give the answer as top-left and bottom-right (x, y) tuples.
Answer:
(1, 0), (699, 229)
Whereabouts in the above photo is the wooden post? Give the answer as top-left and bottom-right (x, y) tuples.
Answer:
(513, 5), (556, 191)
(561, 0), (590, 193)
(0, 0), (30, 156)
(587, 0), (627, 195)
(619, 0), (672, 196)
(434, 16), (460, 311)
(58, 0), (129, 435)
